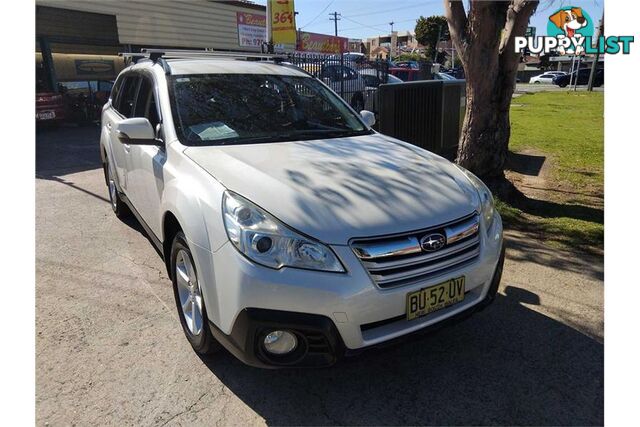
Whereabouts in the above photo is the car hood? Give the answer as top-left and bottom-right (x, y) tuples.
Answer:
(184, 133), (479, 245)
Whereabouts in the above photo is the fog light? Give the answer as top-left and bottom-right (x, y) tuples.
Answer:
(263, 330), (298, 355)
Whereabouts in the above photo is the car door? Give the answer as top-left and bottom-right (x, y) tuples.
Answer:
(126, 73), (166, 237)
(361, 74), (380, 111)
(104, 73), (140, 193)
(345, 66), (365, 99)
(320, 65), (340, 93)
(578, 69), (591, 84)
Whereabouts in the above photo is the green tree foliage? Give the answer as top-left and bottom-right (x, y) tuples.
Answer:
(395, 52), (424, 62)
(415, 15), (449, 61)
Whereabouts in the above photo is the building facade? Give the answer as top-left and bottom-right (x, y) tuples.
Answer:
(366, 31), (422, 59)
(36, 0), (267, 55)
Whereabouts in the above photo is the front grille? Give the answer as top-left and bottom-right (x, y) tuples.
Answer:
(351, 213), (480, 289)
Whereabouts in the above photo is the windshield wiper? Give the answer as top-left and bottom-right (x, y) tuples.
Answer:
(212, 129), (372, 146)
(286, 129), (372, 140)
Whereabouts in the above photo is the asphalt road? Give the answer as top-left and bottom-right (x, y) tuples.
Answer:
(515, 83), (605, 93)
(36, 125), (604, 426)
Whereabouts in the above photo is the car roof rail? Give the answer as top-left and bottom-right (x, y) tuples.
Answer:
(119, 52), (172, 75)
(140, 48), (288, 63)
(121, 49), (295, 76)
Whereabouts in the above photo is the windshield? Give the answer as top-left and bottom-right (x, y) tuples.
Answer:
(169, 73), (370, 146)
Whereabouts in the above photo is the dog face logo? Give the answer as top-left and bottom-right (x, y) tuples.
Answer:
(548, 7), (588, 38)
(546, 6), (594, 54)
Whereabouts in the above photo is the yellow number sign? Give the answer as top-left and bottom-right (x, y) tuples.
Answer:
(269, 0), (297, 45)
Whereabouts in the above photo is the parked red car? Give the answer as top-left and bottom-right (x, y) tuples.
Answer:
(36, 92), (66, 124)
(389, 67), (423, 82)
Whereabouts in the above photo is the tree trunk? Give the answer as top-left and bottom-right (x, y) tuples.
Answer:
(457, 47), (518, 178)
(444, 0), (538, 179)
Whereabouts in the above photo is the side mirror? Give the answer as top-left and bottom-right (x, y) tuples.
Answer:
(360, 110), (376, 127)
(116, 118), (161, 145)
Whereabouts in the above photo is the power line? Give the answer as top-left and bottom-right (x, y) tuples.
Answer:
(340, 18), (417, 32)
(299, 0), (334, 30)
(303, 0), (430, 31)
(341, 16), (387, 33)
(343, 2), (436, 19)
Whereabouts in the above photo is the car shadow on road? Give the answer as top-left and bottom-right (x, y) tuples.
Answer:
(36, 124), (114, 204)
(36, 124), (103, 177)
(200, 286), (603, 426)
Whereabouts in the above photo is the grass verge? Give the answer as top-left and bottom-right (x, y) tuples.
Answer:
(499, 91), (604, 253)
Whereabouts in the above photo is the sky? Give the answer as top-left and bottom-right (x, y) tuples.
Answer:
(251, 0), (604, 40)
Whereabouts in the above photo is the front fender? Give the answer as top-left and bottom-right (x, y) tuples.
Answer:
(159, 163), (229, 328)
(160, 169), (228, 253)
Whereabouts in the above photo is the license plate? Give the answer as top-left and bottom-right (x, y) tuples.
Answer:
(37, 111), (56, 120)
(406, 276), (465, 321)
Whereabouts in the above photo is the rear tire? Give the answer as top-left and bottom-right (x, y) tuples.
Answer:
(170, 232), (221, 356)
(104, 158), (131, 219)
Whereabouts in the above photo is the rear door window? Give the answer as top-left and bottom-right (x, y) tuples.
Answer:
(116, 75), (140, 118)
(341, 66), (357, 80)
(396, 70), (409, 81)
(321, 66), (338, 82)
(110, 76), (124, 105)
(133, 76), (160, 129)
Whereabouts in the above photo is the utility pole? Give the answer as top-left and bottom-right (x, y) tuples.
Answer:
(588, 11), (604, 92)
(329, 12), (341, 36)
(389, 22), (395, 57)
(433, 24), (443, 62)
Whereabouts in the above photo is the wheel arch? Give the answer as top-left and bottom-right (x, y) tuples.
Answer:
(101, 145), (108, 186)
(160, 206), (224, 329)
(162, 210), (183, 275)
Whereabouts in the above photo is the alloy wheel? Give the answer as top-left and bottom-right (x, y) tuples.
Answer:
(107, 167), (118, 212)
(175, 249), (203, 336)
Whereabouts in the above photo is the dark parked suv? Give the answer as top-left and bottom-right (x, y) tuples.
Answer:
(553, 68), (604, 88)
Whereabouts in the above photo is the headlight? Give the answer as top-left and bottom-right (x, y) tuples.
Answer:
(222, 191), (345, 272)
(456, 166), (496, 231)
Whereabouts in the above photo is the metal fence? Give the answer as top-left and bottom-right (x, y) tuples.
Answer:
(377, 79), (466, 160)
(284, 53), (465, 158)
(285, 53), (389, 114)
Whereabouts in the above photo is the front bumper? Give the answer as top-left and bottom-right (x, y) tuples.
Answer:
(207, 244), (505, 368)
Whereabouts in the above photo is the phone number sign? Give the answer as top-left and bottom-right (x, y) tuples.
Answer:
(237, 12), (266, 48)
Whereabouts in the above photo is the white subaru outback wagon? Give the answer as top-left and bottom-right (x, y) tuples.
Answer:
(100, 50), (504, 368)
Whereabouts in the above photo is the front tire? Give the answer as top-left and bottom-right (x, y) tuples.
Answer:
(104, 158), (130, 219)
(170, 232), (220, 356)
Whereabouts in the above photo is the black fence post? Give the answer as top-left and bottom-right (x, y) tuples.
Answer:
(340, 52), (345, 98)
